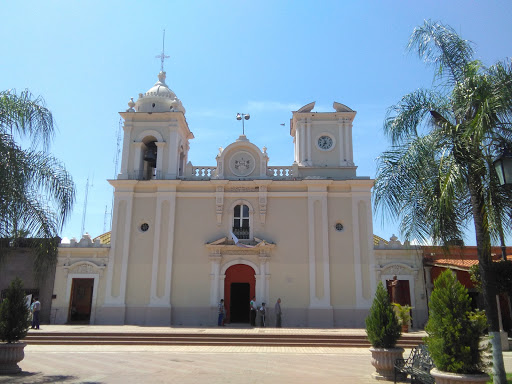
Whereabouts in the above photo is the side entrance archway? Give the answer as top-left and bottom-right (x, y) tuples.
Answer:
(68, 278), (94, 323)
(224, 264), (255, 323)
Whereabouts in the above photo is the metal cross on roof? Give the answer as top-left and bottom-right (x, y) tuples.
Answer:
(155, 29), (170, 72)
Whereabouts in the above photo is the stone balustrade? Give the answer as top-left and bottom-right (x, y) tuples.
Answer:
(267, 166), (295, 179)
(191, 166), (217, 179)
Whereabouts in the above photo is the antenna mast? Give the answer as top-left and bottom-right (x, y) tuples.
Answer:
(103, 205), (108, 234)
(81, 176), (90, 237)
(110, 117), (123, 229)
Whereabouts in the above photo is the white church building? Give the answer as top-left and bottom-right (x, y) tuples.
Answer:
(52, 70), (429, 328)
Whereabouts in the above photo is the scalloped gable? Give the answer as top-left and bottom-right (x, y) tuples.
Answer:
(333, 102), (354, 112)
(296, 101), (315, 113)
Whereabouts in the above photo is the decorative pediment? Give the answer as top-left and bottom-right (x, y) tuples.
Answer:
(215, 136), (269, 180)
(376, 262), (418, 277)
(205, 236), (275, 254)
(63, 260), (106, 275)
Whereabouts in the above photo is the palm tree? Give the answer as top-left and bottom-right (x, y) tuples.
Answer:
(0, 89), (75, 275)
(373, 20), (512, 383)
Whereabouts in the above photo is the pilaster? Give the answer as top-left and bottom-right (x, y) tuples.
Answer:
(119, 122), (132, 179)
(166, 130), (178, 179)
(306, 181), (332, 309)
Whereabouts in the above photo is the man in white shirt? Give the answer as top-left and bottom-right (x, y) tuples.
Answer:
(250, 296), (257, 326)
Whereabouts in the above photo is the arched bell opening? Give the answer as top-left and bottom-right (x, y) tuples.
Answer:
(142, 137), (158, 180)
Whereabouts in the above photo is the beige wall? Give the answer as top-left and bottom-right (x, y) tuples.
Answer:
(328, 194), (357, 308)
(55, 178), (382, 327)
(172, 197), (216, 307)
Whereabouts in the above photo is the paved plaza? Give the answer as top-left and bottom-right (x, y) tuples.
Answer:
(1, 326), (511, 383)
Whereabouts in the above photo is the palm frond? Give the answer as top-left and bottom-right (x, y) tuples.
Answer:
(374, 134), (467, 244)
(384, 88), (449, 145)
(0, 134), (75, 237)
(0, 89), (55, 150)
(408, 20), (474, 85)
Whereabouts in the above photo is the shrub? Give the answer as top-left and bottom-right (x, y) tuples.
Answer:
(425, 269), (488, 374)
(366, 281), (401, 348)
(0, 277), (30, 343)
(392, 302), (412, 326)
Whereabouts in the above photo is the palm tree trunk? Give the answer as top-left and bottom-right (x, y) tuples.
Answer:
(468, 173), (507, 384)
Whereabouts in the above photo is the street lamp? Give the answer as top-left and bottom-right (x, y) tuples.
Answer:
(493, 147), (512, 186)
(236, 113), (250, 135)
(493, 147), (512, 261)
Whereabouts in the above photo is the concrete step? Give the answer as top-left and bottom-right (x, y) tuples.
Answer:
(23, 331), (423, 348)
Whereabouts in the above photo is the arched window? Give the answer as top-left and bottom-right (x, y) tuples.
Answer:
(233, 204), (250, 239)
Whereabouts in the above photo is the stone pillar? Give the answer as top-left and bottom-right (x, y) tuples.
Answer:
(155, 142), (167, 180)
(209, 253), (222, 306)
(133, 142), (146, 179)
(119, 122), (132, 179)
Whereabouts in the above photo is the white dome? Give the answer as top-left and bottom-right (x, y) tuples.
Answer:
(133, 71), (186, 113)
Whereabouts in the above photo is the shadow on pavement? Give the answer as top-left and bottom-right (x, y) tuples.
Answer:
(0, 372), (94, 383)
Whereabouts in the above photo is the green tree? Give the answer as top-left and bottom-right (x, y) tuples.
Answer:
(0, 277), (31, 343)
(0, 89), (75, 275)
(373, 20), (512, 383)
(426, 270), (488, 373)
(365, 281), (401, 348)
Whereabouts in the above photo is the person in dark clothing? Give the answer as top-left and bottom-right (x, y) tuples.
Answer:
(259, 302), (266, 327)
(275, 298), (282, 328)
(218, 299), (225, 326)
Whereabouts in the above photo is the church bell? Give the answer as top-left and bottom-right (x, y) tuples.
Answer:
(143, 145), (157, 168)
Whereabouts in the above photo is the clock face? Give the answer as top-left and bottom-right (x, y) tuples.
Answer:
(318, 135), (333, 150)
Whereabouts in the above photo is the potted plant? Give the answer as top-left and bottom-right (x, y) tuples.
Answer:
(425, 270), (490, 383)
(0, 277), (31, 374)
(392, 303), (412, 333)
(366, 281), (403, 380)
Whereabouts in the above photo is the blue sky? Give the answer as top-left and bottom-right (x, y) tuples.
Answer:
(2, 1), (511, 245)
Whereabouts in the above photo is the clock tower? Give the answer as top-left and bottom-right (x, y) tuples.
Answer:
(290, 101), (357, 179)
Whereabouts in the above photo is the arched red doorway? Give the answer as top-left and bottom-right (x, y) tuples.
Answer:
(224, 264), (256, 323)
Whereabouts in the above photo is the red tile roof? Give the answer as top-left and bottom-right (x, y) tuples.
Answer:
(429, 255), (512, 270)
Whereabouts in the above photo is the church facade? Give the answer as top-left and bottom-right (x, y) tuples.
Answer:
(52, 71), (429, 327)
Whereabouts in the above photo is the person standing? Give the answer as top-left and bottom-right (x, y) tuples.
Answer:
(249, 296), (257, 326)
(218, 299), (225, 326)
(32, 297), (41, 330)
(274, 298), (282, 328)
(259, 302), (266, 327)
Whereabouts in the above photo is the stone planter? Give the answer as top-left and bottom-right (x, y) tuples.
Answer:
(369, 347), (404, 380)
(431, 368), (490, 384)
(0, 342), (26, 374)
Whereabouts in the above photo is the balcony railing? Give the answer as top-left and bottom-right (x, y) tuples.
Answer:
(232, 227), (250, 240)
(267, 166), (294, 179)
(124, 165), (298, 180)
(191, 166), (217, 179)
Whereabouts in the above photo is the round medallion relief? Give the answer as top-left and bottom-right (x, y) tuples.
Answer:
(229, 151), (256, 177)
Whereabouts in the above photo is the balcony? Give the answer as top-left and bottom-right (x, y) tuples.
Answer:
(232, 227), (250, 240)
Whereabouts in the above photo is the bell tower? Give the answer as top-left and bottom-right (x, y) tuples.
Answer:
(117, 71), (194, 180)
